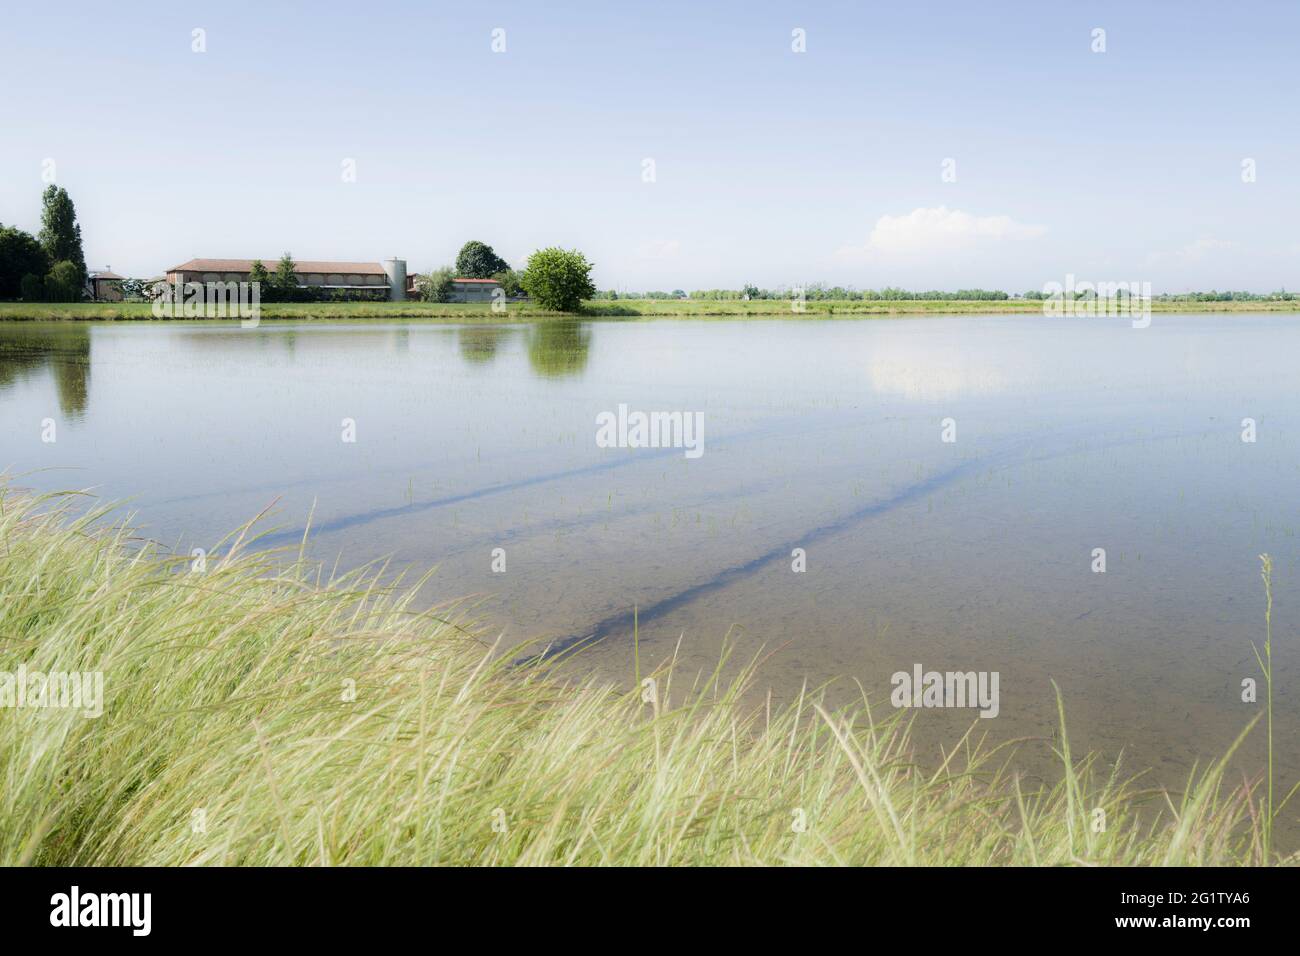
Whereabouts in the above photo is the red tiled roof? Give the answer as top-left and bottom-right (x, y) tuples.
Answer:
(89, 271), (124, 280)
(167, 258), (388, 275)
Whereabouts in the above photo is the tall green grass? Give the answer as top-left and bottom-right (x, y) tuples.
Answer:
(0, 489), (1287, 865)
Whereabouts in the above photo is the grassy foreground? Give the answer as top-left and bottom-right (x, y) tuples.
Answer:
(4, 298), (1300, 321)
(0, 489), (1285, 866)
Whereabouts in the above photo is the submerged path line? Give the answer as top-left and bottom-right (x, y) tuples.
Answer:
(253, 446), (689, 547)
(249, 415), (863, 548)
(516, 425), (1203, 664)
(514, 453), (990, 664)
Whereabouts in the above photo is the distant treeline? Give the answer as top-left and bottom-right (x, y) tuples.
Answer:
(596, 286), (1012, 301)
(1023, 289), (1298, 302)
(1151, 290), (1298, 302)
(596, 286), (1299, 302)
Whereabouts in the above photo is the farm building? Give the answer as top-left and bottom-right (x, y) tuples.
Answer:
(165, 258), (408, 300)
(448, 278), (502, 302)
(86, 269), (125, 301)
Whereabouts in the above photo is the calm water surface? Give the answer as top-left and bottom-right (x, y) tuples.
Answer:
(2, 315), (1297, 800)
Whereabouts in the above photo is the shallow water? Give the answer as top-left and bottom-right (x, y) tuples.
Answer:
(2, 315), (1297, 806)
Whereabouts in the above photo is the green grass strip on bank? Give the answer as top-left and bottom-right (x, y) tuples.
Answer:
(0, 487), (1286, 865)
(4, 298), (1300, 322)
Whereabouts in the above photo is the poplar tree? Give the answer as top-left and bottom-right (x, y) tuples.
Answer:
(38, 186), (86, 284)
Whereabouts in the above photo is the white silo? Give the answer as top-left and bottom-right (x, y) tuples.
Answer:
(383, 258), (407, 301)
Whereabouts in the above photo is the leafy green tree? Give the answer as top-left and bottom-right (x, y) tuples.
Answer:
(249, 260), (271, 290)
(520, 247), (596, 312)
(272, 253), (299, 297)
(44, 260), (83, 302)
(492, 268), (522, 297)
(38, 186), (87, 286)
(456, 240), (509, 279)
(0, 224), (50, 299)
(19, 273), (44, 302)
(417, 266), (456, 303)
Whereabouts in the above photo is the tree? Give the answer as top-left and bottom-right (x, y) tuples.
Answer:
(20, 273), (44, 302)
(0, 224), (50, 299)
(416, 266), (456, 303)
(272, 253), (299, 297)
(520, 247), (596, 312)
(38, 186), (87, 286)
(249, 260), (271, 289)
(456, 240), (509, 279)
(45, 260), (83, 302)
(492, 268), (522, 297)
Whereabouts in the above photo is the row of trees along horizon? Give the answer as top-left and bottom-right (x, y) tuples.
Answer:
(2, 191), (1296, 307)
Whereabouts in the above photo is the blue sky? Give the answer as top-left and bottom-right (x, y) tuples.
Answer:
(2, 0), (1298, 292)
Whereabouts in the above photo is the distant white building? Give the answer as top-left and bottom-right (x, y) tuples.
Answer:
(448, 278), (502, 303)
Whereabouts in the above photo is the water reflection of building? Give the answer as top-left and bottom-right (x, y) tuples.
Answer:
(0, 324), (91, 418)
(458, 325), (511, 364)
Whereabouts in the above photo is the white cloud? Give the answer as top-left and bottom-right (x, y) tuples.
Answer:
(838, 206), (1046, 260)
